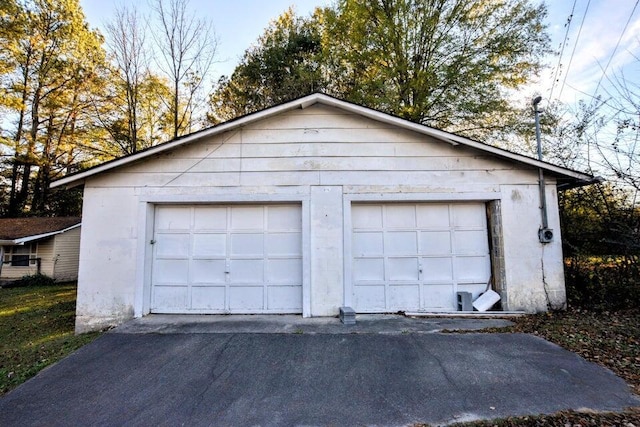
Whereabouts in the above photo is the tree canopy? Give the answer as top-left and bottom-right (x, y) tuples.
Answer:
(209, 7), (325, 124)
(209, 0), (550, 142)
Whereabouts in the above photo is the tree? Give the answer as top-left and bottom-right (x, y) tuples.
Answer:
(0, 0), (107, 215)
(208, 7), (326, 123)
(208, 1), (549, 142)
(88, 71), (173, 159)
(104, 4), (149, 154)
(152, 0), (217, 138)
(321, 0), (550, 140)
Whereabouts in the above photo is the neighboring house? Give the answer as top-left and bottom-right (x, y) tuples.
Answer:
(0, 217), (82, 282)
(51, 94), (595, 333)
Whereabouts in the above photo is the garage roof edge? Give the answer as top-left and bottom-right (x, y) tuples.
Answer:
(51, 93), (594, 189)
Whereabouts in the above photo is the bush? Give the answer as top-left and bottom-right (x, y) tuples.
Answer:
(3, 274), (56, 288)
(565, 256), (640, 311)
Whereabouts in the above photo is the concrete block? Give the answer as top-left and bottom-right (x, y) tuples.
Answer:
(340, 306), (356, 325)
(457, 292), (473, 311)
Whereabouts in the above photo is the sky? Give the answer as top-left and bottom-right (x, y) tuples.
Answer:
(79, 0), (640, 109)
(80, 0), (330, 80)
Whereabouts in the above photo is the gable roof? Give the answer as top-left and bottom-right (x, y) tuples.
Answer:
(0, 217), (81, 244)
(51, 93), (596, 189)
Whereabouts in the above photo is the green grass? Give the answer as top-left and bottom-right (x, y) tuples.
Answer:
(0, 284), (100, 396)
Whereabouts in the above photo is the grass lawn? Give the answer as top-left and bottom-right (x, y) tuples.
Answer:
(0, 284), (100, 396)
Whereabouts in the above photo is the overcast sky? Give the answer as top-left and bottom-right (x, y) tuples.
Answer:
(80, 0), (640, 108)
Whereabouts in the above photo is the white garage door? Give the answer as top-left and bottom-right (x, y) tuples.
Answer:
(151, 204), (302, 314)
(352, 203), (490, 312)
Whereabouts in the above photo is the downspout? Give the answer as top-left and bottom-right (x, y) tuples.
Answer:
(533, 96), (553, 244)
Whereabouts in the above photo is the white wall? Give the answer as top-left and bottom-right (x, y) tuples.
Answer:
(76, 104), (566, 332)
(499, 184), (566, 311)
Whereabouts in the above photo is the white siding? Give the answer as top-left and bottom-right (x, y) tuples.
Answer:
(37, 239), (55, 277)
(76, 104), (566, 332)
(51, 226), (81, 282)
(0, 242), (48, 280)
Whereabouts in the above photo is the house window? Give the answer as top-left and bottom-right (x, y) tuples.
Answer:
(3, 244), (37, 267)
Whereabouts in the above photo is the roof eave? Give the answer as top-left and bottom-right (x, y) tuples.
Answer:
(13, 223), (81, 244)
(51, 96), (319, 189)
(50, 93), (594, 188)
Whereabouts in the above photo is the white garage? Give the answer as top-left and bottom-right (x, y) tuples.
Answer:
(51, 93), (595, 333)
(351, 203), (491, 312)
(151, 204), (302, 314)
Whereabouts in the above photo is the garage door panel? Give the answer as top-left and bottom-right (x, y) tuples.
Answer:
(353, 258), (384, 281)
(193, 207), (227, 231)
(154, 259), (189, 283)
(153, 286), (188, 309)
(231, 206), (264, 230)
(156, 206), (191, 230)
(422, 257), (453, 281)
(422, 284), (454, 309)
(267, 259), (301, 283)
(268, 286), (302, 310)
(266, 233), (301, 256)
(192, 233), (226, 257)
(354, 285), (386, 310)
(385, 231), (417, 255)
(420, 231), (451, 255)
(230, 233), (264, 256)
(191, 259), (226, 283)
(453, 204), (486, 227)
(191, 286), (226, 310)
(352, 205), (382, 229)
(353, 232), (383, 256)
(417, 204), (449, 228)
(155, 234), (190, 258)
(388, 285), (420, 310)
(455, 230), (488, 254)
(268, 206), (301, 230)
(455, 257), (490, 282)
(230, 259), (264, 282)
(388, 257), (419, 280)
(385, 205), (416, 228)
(229, 287), (263, 310)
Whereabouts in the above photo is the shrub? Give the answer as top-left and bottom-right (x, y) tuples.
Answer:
(3, 274), (56, 288)
(565, 256), (640, 311)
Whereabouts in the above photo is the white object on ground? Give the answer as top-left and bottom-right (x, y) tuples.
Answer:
(472, 289), (501, 312)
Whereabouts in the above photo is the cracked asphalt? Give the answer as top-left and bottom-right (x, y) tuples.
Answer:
(0, 327), (637, 426)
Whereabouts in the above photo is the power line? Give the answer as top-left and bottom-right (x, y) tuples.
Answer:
(557, 0), (591, 102)
(591, 0), (639, 97)
(548, 0), (577, 102)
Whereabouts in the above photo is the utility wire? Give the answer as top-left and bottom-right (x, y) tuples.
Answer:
(557, 0), (591, 102)
(591, 0), (639, 97)
(549, 0), (577, 102)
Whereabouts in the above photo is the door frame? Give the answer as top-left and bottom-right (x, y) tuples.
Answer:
(134, 193), (311, 318)
(342, 192), (499, 310)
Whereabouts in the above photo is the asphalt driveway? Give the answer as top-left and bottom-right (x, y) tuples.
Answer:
(0, 317), (638, 426)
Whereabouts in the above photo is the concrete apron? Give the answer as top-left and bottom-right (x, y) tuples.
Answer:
(114, 313), (513, 334)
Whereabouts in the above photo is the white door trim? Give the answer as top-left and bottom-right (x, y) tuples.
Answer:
(134, 194), (311, 318)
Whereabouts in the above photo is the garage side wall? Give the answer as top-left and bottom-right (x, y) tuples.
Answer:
(500, 184), (566, 311)
(75, 187), (139, 333)
(75, 104), (566, 332)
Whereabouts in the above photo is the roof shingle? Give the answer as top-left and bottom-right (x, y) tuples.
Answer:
(0, 217), (81, 240)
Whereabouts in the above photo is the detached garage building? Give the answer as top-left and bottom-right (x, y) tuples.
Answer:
(52, 94), (593, 333)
